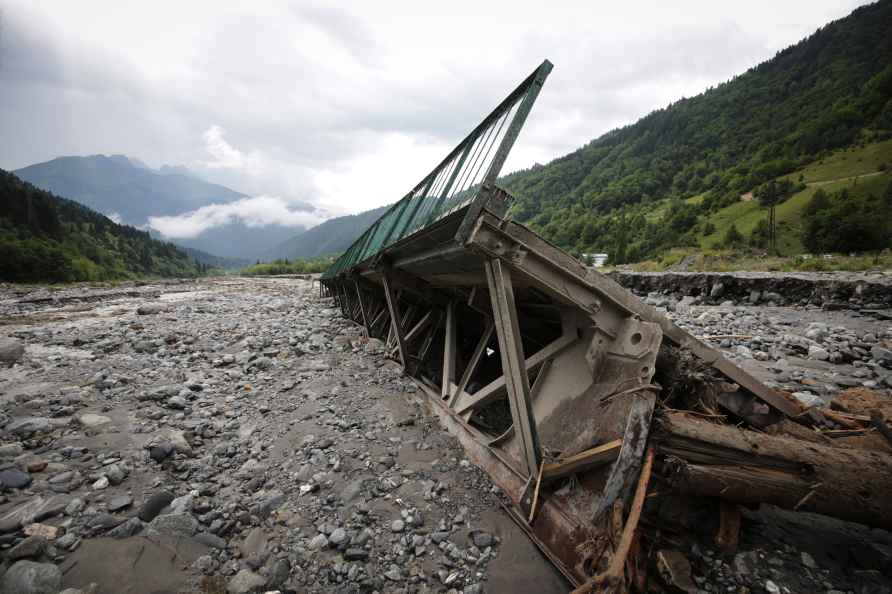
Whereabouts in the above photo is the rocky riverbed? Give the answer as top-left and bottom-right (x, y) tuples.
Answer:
(0, 277), (566, 594)
(0, 275), (890, 594)
(634, 281), (892, 402)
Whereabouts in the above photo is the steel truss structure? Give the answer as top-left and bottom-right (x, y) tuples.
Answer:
(319, 61), (814, 587)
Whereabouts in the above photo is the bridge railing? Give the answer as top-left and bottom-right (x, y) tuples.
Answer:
(322, 60), (552, 280)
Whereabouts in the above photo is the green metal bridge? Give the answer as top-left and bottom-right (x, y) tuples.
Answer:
(322, 60), (553, 280)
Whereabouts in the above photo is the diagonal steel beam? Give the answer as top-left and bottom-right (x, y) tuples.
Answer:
(404, 310), (433, 344)
(449, 316), (494, 408)
(369, 303), (386, 329)
(485, 258), (540, 476)
(354, 281), (370, 336)
(382, 273), (408, 369)
(486, 357), (552, 447)
(388, 303), (417, 358)
(416, 310), (443, 366)
(442, 300), (457, 400)
(453, 321), (577, 415)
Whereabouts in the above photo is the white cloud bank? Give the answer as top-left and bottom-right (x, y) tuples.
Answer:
(199, 125), (265, 174)
(148, 196), (326, 239)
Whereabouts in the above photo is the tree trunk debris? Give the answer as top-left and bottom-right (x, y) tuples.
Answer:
(655, 411), (892, 530)
(571, 448), (655, 594)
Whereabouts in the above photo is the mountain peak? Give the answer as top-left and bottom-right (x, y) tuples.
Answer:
(14, 154), (245, 225)
(12, 154), (313, 260)
(158, 164), (193, 177)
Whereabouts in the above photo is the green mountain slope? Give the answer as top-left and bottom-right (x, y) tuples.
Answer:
(262, 205), (390, 261)
(0, 169), (203, 282)
(501, 0), (892, 262)
(698, 141), (892, 254)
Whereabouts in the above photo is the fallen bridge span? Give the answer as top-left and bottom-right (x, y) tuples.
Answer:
(320, 61), (892, 591)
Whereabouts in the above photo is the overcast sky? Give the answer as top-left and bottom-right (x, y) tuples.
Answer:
(0, 1), (870, 235)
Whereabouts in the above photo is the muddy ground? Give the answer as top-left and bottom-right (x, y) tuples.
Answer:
(0, 276), (890, 594)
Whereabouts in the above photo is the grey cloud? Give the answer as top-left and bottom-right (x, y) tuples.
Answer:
(293, 3), (382, 67)
(0, 0), (874, 218)
(148, 195), (326, 239)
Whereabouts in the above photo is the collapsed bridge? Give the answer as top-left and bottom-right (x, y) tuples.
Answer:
(320, 61), (892, 591)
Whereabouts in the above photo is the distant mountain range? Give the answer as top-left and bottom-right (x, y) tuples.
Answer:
(15, 155), (243, 222)
(168, 220), (303, 262)
(181, 247), (250, 270)
(14, 155), (312, 259)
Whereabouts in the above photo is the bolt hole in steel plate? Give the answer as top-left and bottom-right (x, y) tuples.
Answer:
(630, 332), (642, 345)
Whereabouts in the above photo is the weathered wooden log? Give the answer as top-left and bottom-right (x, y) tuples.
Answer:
(541, 439), (622, 483)
(655, 411), (892, 530)
(715, 500), (741, 554)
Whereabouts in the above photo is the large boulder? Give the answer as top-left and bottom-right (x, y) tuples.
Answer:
(138, 490), (175, 522)
(76, 414), (112, 428)
(144, 430), (193, 459)
(0, 338), (24, 366)
(136, 303), (169, 315)
(148, 513), (197, 538)
(238, 527), (269, 566)
(227, 569), (266, 594)
(0, 468), (32, 489)
(0, 560), (62, 594)
(6, 417), (52, 437)
(6, 536), (47, 561)
(872, 345), (892, 367)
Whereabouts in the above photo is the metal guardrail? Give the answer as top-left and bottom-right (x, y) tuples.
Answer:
(322, 60), (553, 279)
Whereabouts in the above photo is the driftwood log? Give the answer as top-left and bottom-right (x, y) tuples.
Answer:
(655, 411), (892, 530)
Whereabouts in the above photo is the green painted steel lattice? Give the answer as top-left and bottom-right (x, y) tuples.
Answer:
(322, 60), (552, 280)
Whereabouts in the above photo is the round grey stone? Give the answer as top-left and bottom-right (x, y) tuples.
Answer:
(308, 533), (328, 550)
(108, 495), (133, 512)
(227, 568), (265, 594)
(0, 468), (32, 489)
(0, 338), (25, 366)
(138, 490), (175, 521)
(0, 560), (62, 594)
(328, 527), (348, 546)
(149, 513), (197, 538)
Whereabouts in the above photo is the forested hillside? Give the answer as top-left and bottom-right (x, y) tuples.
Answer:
(502, 0), (892, 262)
(13, 155), (311, 259)
(0, 170), (203, 282)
